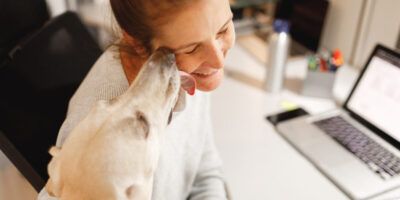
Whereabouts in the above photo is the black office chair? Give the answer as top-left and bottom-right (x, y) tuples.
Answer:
(0, 0), (50, 68)
(0, 11), (102, 192)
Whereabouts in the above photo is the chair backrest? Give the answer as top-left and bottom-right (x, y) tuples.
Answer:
(0, 0), (50, 67)
(0, 11), (102, 192)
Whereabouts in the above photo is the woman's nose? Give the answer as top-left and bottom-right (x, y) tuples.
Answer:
(206, 39), (225, 68)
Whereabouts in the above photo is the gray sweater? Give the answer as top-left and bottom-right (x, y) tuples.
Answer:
(37, 48), (227, 200)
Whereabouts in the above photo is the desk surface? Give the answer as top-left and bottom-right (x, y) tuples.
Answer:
(211, 44), (400, 199)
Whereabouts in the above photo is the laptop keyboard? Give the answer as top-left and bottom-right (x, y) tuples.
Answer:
(314, 116), (400, 180)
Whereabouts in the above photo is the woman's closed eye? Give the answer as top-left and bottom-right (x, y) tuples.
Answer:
(184, 45), (199, 54)
(217, 27), (228, 36)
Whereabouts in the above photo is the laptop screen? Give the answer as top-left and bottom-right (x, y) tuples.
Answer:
(347, 48), (400, 142)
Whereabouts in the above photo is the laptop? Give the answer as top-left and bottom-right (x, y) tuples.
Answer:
(277, 44), (400, 200)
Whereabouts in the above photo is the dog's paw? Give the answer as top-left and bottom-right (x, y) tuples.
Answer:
(45, 178), (60, 198)
(47, 146), (62, 197)
(48, 146), (61, 156)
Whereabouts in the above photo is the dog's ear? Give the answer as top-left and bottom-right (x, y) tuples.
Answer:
(118, 110), (150, 139)
(135, 110), (150, 139)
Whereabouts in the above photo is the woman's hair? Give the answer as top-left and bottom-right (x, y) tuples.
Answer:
(110, 0), (193, 55)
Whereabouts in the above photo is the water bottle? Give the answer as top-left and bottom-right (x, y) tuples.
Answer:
(265, 19), (290, 93)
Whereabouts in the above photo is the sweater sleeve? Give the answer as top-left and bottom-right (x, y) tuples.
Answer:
(187, 95), (228, 200)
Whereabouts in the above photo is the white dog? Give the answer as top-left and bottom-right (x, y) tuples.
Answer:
(45, 49), (194, 200)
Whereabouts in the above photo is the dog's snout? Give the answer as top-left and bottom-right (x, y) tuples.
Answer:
(152, 48), (175, 67)
(147, 49), (179, 89)
(126, 47), (180, 122)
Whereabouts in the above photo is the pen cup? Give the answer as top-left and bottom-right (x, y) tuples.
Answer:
(301, 70), (335, 99)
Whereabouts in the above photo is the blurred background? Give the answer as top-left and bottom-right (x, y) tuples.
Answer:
(0, 0), (399, 199)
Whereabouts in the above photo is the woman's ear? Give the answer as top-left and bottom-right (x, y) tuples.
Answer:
(122, 31), (148, 58)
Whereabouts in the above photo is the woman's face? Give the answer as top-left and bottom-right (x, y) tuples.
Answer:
(152, 0), (235, 92)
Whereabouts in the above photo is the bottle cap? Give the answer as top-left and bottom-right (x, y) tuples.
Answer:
(273, 19), (290, 33)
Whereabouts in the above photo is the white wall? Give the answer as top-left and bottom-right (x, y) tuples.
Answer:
(320, 0), (364, 66)
(352, 0), (400, 68)
(320, 0), (400, 68)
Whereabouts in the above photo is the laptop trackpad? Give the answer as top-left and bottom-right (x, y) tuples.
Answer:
(306, 137), (357, 167)
(277, 116), (355, 167)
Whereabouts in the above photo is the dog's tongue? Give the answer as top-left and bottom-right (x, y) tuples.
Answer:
(180, 71), (196, 95)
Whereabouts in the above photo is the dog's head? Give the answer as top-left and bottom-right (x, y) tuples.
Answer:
(120, 48), (182, 127)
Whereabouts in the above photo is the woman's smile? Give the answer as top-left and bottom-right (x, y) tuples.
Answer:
(191, 69), (219, 78)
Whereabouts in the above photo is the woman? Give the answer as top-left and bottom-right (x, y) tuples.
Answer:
(38, 0), (235, 199)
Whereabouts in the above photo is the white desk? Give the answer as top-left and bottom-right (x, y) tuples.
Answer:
(211, 44), (400, 200)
